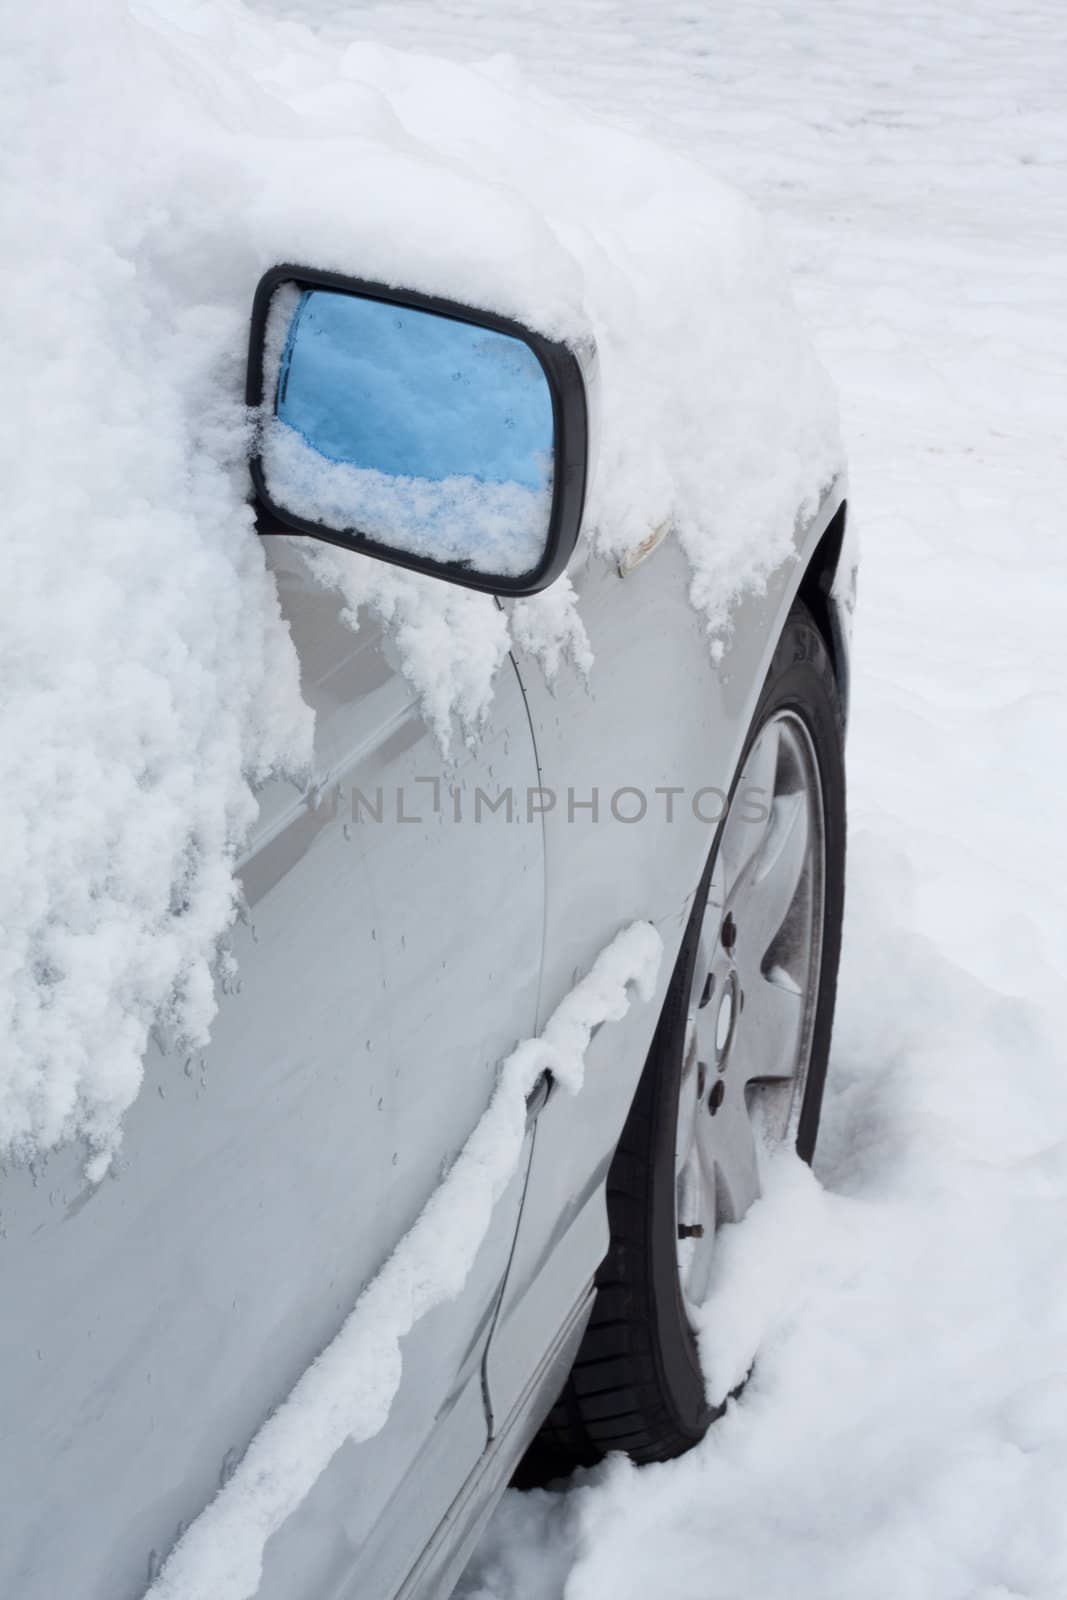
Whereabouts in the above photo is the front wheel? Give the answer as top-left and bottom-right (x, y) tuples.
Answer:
(525, 600), (846, 1472)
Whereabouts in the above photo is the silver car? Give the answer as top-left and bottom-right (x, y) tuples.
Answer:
(0, 267), (852, 1600)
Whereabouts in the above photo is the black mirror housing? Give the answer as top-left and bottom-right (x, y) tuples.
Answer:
(246, 264), (589, 597)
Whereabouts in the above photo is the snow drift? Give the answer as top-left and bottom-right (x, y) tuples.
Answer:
(0, 0), (841, 1172)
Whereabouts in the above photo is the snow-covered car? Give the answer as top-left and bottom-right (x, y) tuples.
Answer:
(1, 9), (859, 1597)
(2, 259), (850, 1600)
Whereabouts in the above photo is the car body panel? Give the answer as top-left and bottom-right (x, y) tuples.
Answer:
(398, 1288), (596, 1600)
(0, 540), (543, 1600)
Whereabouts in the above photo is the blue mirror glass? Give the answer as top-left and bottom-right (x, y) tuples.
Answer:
(260, 289), (556, 580)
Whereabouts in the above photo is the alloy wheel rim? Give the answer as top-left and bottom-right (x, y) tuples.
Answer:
(674, 709), (826, 1317)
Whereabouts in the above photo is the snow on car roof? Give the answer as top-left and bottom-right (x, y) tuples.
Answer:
(0, 0), (841, 1175)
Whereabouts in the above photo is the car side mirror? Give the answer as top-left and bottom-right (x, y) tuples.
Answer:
(247, 266), (589, 596)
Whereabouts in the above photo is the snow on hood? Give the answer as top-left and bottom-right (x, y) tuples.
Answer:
(0, 0), (841, 1175)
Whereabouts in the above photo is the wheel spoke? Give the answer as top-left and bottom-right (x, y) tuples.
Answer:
(696, 1081), (761, 1225)
(719, 721), (779, 900)
(744, 790), (809, 958)
(731, 973), (804, 1085)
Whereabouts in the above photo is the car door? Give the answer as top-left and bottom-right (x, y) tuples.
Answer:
(0, 538), (543, 1600)
(485, 526), (802, 1426)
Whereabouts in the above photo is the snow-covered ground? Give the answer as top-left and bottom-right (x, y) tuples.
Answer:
(245, 2), (1067, 1594)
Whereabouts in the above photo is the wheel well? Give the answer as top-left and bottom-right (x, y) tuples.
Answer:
(797, 500), (850, 720)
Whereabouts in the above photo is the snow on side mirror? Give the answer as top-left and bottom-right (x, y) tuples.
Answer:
(247, 266), (589, 596)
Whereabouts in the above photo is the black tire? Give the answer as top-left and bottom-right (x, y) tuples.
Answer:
(522, 600), (846, 1475)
